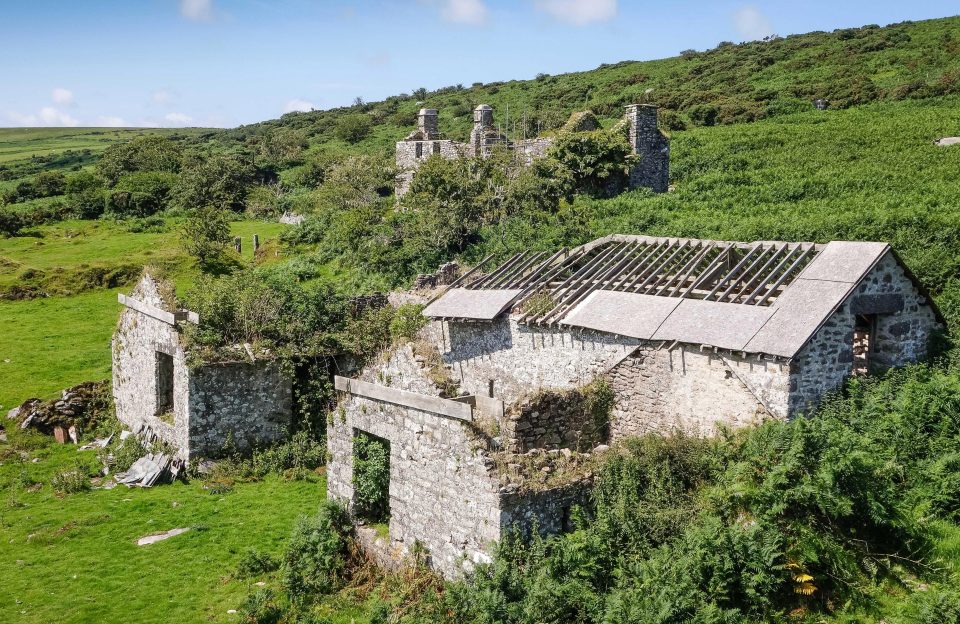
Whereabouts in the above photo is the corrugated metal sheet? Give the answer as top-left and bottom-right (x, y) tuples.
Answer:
(422, 288), (522, 320)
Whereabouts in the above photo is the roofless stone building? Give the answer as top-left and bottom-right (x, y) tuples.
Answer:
(395, 103), (670, 196)
(327, 234), (943, 577)
(112, 274), (292, 459)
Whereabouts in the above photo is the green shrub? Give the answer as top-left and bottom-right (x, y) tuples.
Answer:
(65, 171), (106, 219)
(334, 114), (372, 144)
(238, 588), (283, 624)
(389, 303), (427, 341)
(281, 501), (357, 603)
(180, 205), (232, 267)
(51, 461), (91, 495)
(234, 548), (280, 579)
(352, 431), (390, 524)
(0, 207), (24, 237)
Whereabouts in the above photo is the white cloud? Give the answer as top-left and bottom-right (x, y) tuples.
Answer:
(97, 116), (127, 127)
(164, 112), (194, 126)
(180, 0), (214, 21)
(533, 0), (616, 25)
(441, 0), (488, 25)
(152, 90), (174, 105)
(283, 99), (316, 114)
(52, 88), (74, 105)
(733, 5), (774, 41)
(8, 106), (79, 127)
(138, 119), (162, 128)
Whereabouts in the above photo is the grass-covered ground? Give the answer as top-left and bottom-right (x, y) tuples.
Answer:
(0, 127), (210, 164)
(0, 435), (325, 624)
(0, 219), (287, 412)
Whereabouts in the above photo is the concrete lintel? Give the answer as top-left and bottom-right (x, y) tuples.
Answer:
(119, 293), (177, 325)
(334, 376), (473, 422)
(119, 294), (199, 326)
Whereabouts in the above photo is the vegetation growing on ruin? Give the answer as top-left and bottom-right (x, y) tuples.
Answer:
(3, 15), (960, 624)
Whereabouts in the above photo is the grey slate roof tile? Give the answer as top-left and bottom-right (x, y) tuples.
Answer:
(560, 291), (681, 339)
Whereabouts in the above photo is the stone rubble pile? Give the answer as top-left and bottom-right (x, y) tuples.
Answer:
(413, 262), (460, 290)
(6, 381), (109, 441)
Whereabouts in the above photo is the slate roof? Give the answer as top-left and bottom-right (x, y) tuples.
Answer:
(423, 235), (908, 359)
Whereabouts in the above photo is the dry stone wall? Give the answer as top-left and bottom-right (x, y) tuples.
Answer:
(188, 362), (292, 457)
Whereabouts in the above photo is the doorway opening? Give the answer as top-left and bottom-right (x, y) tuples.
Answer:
(353, 429), (391, 533)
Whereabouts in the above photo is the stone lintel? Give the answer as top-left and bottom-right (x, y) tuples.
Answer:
(334, 376), (473, 421)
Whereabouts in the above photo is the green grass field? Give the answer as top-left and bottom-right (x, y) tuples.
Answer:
(0, 439), (325, 624)
(0, 128), (210, 164)
(0, 219), (287, 412)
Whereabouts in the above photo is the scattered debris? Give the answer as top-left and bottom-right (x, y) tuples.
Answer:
(137, 527), (190, 546)
(116, 453), (185, 487)
(935, 137), (960, 147)
(78, 433), (113, 451)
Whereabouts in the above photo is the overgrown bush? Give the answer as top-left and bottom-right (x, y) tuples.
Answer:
(0, 207), (24, 237)
(238, 588), (283, 624)
(180, 205), (232, 267)
(282, 501), (358, 603)
(51, 460), (92, 495)
(352, 431), (390, 523)
(235, 548), (280, 579)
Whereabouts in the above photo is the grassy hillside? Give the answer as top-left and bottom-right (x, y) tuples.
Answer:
(213, 16), (960, 155)
(2, 14), (960, 624)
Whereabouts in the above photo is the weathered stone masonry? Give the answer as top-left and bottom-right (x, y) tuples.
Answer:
(395, 103), (670, 196)
(112, 274), (292, 459)
(329, 235), (944, 579)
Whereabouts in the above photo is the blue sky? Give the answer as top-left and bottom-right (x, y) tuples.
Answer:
(1, 0), (956, 128)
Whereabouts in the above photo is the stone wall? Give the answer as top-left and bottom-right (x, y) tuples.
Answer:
(789, 250), (942, 414)
(113, 274), (294, 460)
(500, 480), (591, 538)
(395, 139), (469, 196)
(112, 276), (191, 455)
(327, 340), (505, 577)
(443, 318), (639, 404)
(187, 362), (292, 458)
(625, 104), (670, 193)
(515, 137), (554, 165)
(607, 345), (780, 440)
(502, 386), (608, 452)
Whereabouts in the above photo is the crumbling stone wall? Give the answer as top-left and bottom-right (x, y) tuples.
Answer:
(327, 340), (504, 577)
(188, 362), (292, 457)
(443, 318), (639, 404)
(503, 386), (608, 452)
(500, 480), (591, 538)
(607, 345), (779, 440)
(113, 276), (191, 454)
(789, 250), (942, 414)
(625, 104), (670, 193)
(396, 103), (670, 196)
(113, 274), (293, 459)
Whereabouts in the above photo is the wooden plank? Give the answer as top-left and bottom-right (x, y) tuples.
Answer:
(334, 376), (473, 421)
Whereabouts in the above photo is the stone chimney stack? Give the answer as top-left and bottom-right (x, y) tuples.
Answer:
(417, 108), (440, 140)
(473, 104), (494, 130)
(624, 104), (669, 193)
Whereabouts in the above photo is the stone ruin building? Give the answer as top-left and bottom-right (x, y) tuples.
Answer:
(395, 103), (670, 196)
(327, 233), (944, 578)
(112, 273), (292, 459)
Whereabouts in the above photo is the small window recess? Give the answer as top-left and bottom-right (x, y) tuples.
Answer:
(852, 314), (875, 376)
(155, 351), (175, 416)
